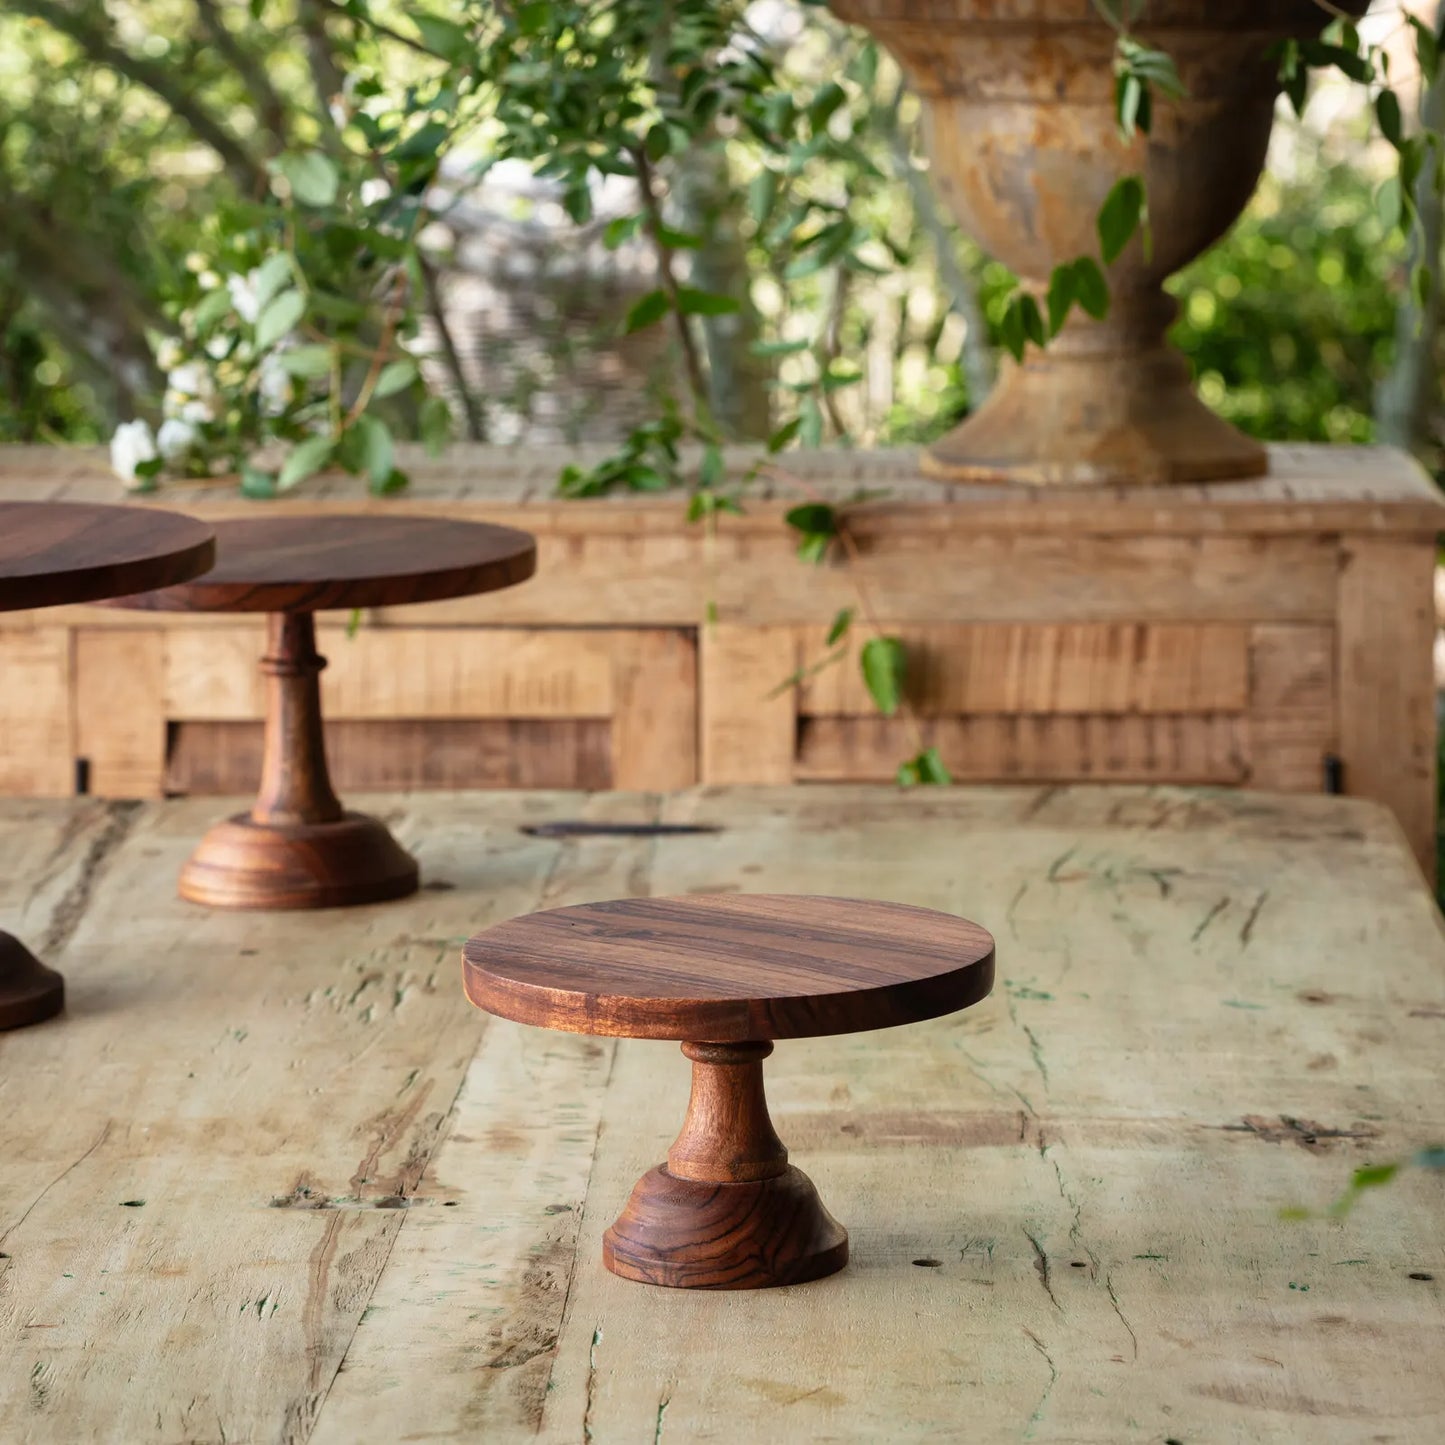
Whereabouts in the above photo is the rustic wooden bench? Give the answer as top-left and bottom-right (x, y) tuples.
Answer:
(1, 783), (1441, 1439)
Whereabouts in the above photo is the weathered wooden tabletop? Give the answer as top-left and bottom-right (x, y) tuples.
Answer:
(1, 785), (1442, 1443)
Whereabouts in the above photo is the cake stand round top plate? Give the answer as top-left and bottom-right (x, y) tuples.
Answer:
(462, 894), (996, 1042)
(111, 514), (537, 614)
(0, 501), (216, 613)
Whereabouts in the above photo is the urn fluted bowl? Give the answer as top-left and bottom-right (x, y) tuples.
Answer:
(828, 0), (1367, 486)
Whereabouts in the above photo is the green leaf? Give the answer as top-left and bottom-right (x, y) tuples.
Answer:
(799, 394), (823, 448)
(1377, 89), (1404, 149)
(419, 394), (451, 456)
(1098, 175), (1146, 264)
(1046, 264), (1077, 336)
(861, 635), (907, 717)
(412, 12), (470, 60)
(767, 417), (802, 453)
(656, 225), (702, 251)
(603, 214), (643, 250)
(1351, 1163), (1400, 1190)
(255, 289), (305, 351)
(796, 531), (831, 565)
(785, 502), (837, 537)
(252, 253), (294, 315)
(676, 288), (740, 317)
(353, 414), (393, 486)
(272, 151), (339, 207)
(999, 298), (1027, 362)
(278, 434), (334, 491)
(1116, 73), (1144, 140)
(240, 465), (276, 499)
(752, 338), (812, 358)
(897, 746), (951, 788)
(1018, 294), (1046, 348)
(395, 120), (449, 161)
(1072, 257), (1110, 319)
(192, 288), (233, 334)
(1377, 175), (1404, 232)
(279, 344), (334, 379)
(748, 169), (777, 225)
(808, 82), (847, 133)
(372, 359), (418, 398)
(826, 607), (853, 646)
(624, 289), (670, 333)
(373, 466), (409, 496)
(1411, 16), (1440, 85)
(699, 442), (725, 490)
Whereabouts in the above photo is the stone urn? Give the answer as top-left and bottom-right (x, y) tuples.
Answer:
(828, 0), (1363, 486)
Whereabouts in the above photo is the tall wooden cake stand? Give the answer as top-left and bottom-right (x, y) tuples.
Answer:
(114, 515), (536, 910)
(0, 501), (216, 1028)
(463, 894), (995, 1289)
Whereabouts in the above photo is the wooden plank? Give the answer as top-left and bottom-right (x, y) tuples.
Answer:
(795, 714), (1249, 784)
(0, 628), (72, 796)
(609, 629), (697, 790)
(164, 718), (613, 793)
(700, 625), (796, 784)
(43, 533), (1337, 630)
(73, 629), (165, 798)
(1249, 624), (1335, 715)
(1246, 625), (1337, 794)
(800, 623), (1250, 716)
(0, 791), (662, 1443)
(164, 627), (615, 722)
(1337, 538), (1438, 881)
(2, 442), (1441, 536)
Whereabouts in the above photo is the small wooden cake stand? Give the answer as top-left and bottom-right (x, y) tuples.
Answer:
(114, 515), (535, 911)
(0, 500), (216, 1029)
(463, 894), (995, 1289)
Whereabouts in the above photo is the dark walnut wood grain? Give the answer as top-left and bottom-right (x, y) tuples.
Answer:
(461, 893), (996, 1041)
(112, 514), (536, 614)
(0, 501), (214, 613)
(111, 515), (535, 911)
(0, 500), (215, 1026)
(463, 894), (995, 1288)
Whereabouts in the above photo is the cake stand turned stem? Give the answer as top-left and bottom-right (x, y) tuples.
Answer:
(254, 611), (343, 827)
(668, 1041), (789, 1183)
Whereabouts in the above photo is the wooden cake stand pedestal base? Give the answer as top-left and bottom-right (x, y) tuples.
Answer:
(179, 613), (416, 911)
(0, 934), (66, 1031)
(603, 1042), (849, 1290)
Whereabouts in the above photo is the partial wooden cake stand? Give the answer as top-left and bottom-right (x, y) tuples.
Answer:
(0, 500), (216, 1029)
(463, 894), (995, 1289)
(114, 515), (535, 910)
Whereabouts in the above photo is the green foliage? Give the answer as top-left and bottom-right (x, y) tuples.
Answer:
(1168, 166), (1400, 446)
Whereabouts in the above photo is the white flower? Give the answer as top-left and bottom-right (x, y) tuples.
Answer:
(179, 398), (216, 424)
(156, 417), (200, 462)
(360, 177), (391, 207)
(155, 337), (184, 372)
(166, 362), (212, 398)
(258, 352), (292, 416)
(110, 419), (158, 486)
(227, 270), (262, 324)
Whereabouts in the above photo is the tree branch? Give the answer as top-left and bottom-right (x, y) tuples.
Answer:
(418, 254), (487, 441)
(191, 0), (289, 150)
(13, 0), (265, 192)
